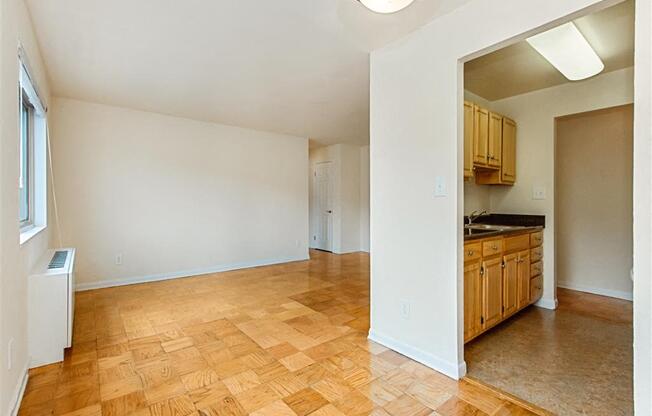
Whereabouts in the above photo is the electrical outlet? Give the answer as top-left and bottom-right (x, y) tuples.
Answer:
(400, 300), (410, 319)
(532, 186), (546, 200)
(7, 338), (14, 370)
(115, 254), (123, 265)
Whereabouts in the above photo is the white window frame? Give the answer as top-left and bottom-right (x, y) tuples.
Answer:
(19, 91), (34, 230)
(18, 58), (47, 244)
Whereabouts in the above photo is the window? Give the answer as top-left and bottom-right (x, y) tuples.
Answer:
(18, 57), (47, 243)
(19, 93), (33, 226)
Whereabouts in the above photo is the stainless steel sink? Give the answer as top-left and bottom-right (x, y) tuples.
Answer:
(465, 224), (525, 231)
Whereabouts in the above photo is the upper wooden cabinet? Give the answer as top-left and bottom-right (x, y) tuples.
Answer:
(473, 105), (489, 167)
(464, 100), (516, 186)
(464, 101), (474, 179)
(488, 112), (503, 168)
(501, 117), (516, 184)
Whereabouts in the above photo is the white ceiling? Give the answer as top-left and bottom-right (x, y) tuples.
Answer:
(26, 0), (472, 146)
(465, 0), (634, 101)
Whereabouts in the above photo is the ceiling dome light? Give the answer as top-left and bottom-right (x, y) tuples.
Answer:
(526, 22), (604, 81)
(359, 0), (415, 14)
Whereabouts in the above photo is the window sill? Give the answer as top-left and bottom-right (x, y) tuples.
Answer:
(20, 224), (46, 245)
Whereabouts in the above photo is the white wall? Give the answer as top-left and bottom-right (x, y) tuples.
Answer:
(463, 181), (490, 215)
(556, 105), (633, 300)
(369, 0), (642, 384)
(309, 143), (368, 254)
(633, 0), (652, 410)
(360, 145), (370, 252)
(0, 0), (52, 414)
(50, 97), (309, 289)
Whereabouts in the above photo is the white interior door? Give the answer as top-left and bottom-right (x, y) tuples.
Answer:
(313, 162), (333, 251)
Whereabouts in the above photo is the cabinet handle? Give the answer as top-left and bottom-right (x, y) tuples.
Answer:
(467, 250), (474, 257)
(492, 245), (498, 250)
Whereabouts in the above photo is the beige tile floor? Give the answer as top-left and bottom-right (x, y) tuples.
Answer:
(465, 288), (633, 415)
(18, 250), (546, 416)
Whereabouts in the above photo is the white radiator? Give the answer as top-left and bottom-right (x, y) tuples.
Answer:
(28, 248), (76, 368)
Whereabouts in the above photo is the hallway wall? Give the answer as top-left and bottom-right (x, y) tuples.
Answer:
(555, 105), (633, 300)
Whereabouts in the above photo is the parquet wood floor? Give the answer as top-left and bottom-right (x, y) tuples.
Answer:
(19, 250), (545, 416)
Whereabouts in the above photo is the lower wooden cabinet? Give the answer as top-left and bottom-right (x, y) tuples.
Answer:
(464, 262), (483, 342)
(464, 230), (543, 343)
(517, 249), (531, 309)
(482, 257), (504, 329)
(502, 253), (518, 318)
(530, 275), (543, 302)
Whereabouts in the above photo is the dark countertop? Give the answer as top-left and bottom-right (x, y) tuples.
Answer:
(464, 225), (543, 241)
(463, 213), (545, 241)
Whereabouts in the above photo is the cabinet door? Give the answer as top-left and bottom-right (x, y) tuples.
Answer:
(482, 257), (503, 328)
(464, 101), (474, 178)
(501, 117), (516, 183)
(488, 112), (503, 168)
(464, 261), (483, 342)
(473, 105), (489, 166)
(502, 253), (518, 318)
(517, 250), (531, 309)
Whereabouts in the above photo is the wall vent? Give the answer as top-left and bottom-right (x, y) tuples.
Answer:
(48, 250), (68, 269)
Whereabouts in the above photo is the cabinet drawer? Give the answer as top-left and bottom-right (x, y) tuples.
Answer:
(531, 246), (543, 262)
(482, 239), (503, 257)
(530, 275), (543, 303)
(463, 242), (482, 262)
(504, 234), (529, 253)
(531, 260), (543, 277)
(530, 231), (543, 247)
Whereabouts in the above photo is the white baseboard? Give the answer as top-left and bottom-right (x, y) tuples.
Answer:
(8, 362), (29, 416)
(535, 296), (558, 310)
(76, 255), (309, 291)
(557, 282), (633, 301)
(368, 329), (465, 379)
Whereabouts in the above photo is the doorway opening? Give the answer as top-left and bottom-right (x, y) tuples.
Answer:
(461, 1), (634, 414)
(312, 161), (334, 252)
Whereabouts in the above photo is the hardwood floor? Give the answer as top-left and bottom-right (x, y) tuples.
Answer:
(20, 250), (543, 416)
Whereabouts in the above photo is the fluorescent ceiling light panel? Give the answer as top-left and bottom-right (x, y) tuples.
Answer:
(359, 0), (415, 14)
(526, 22), (604, 81)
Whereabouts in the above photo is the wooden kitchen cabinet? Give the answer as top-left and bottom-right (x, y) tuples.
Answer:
(464, 101), (474, 179)
(517, 249), (531, 309)
(464, 229), (543, 343)
(464, 261), (483, 342)
(501, 117), (516, 183)
(502, 252), (518, 318)
(482, 257), (503, 329)
(488, 112), (503, 168)
(473, 105), (489, 166)
(465, 100), (516, 185)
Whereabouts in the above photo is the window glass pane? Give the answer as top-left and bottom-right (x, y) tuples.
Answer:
(19, 99), (29, 223)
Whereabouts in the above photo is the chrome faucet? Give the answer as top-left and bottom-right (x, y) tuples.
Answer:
(468, 210), (488, 225)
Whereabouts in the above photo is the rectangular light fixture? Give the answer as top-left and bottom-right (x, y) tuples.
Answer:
(526, 22), (604, 81)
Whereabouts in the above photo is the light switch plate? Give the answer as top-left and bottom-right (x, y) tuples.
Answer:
(434, 176), (447, 197)
(532, 186), (546, 200)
